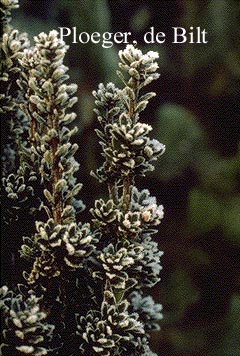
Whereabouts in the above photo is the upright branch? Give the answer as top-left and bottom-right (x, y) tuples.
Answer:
(82, 45), (165, 355)
(0, 7), (166, 352)
(93, 45), (164, 212)
(0, 0), (29, 180)
(118, 46), (162, 211)
(18, 31), (79, 224)
(18, 31), (95, 286)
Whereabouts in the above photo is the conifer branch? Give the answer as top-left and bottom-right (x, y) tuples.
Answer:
(1, 2), (165, 354)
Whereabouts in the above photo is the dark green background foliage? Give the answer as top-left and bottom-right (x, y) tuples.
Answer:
(4, 0), (240, 355)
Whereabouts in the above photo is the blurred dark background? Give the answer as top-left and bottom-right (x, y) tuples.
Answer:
(13, 1), (240, 355)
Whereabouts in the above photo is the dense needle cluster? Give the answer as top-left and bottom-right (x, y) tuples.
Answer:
(0, 1), (165, 355)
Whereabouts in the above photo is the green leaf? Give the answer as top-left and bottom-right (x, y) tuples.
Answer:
(187, 188), (222, 235)
(154, 103), (205, 180)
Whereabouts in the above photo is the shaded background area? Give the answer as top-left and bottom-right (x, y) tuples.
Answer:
(12, 1), (240, 355)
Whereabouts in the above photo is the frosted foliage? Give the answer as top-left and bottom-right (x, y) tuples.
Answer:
(0, 2), (165, 353)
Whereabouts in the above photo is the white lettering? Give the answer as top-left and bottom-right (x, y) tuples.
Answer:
(172, 27), (187, 43)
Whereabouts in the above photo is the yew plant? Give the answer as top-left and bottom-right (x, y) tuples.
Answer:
(0, 1), (165, 355)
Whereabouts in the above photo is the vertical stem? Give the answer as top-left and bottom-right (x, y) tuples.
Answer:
(129, 78), (138, 124)
(50, 111), (63, 225)
(27, 100), (37, 148)
(51, 137), (62, 224)
(122, 78), (138, 211)
(30, 116), (37, 146)
(122, 174), (134, 212)
(108, 182), (118, 205)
